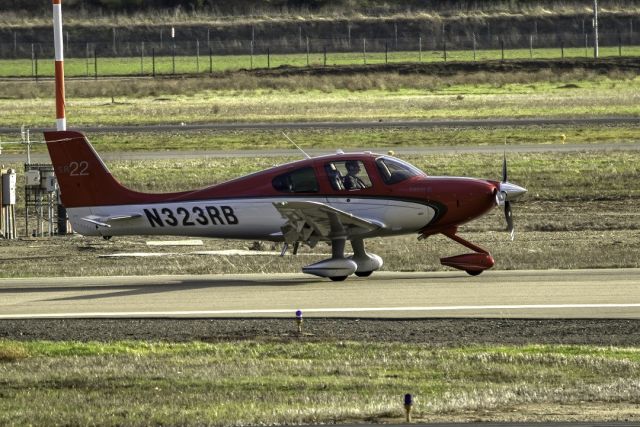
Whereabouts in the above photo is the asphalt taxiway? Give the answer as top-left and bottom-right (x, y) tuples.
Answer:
(1, 268), (639, 319)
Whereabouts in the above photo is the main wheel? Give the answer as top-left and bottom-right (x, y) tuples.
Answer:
(355, 271), (373, 277)
(330, 276), (348, 282)
(465, 270), (483, 276)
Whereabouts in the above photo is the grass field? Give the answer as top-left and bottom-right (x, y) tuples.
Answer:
(3, 46), (639, 78)
(1, 72), (639, 132)
(1, 340), (639, 425)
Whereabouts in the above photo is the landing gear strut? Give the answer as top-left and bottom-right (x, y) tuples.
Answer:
(422, 227), (494, 276)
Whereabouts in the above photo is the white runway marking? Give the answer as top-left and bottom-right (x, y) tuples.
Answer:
(3, 303), (640, 319)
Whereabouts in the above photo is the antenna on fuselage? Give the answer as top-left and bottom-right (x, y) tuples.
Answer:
(282, 132), (311, 159)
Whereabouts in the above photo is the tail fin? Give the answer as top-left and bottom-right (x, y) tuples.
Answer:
(44, 131), (161, 207)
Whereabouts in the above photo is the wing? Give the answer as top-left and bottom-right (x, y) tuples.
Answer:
(273, 201), (383, 246)
(81, 213), (142, 228)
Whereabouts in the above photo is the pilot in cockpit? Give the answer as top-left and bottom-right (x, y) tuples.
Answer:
(343, 160), (367, 190)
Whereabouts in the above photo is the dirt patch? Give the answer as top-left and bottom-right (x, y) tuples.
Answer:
(2, 318), (639, 345)
(249, 57), (640, 78)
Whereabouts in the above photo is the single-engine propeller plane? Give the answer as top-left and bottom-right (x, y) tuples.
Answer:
(44, 131), (526, 281)
(44, 0), (526, 281)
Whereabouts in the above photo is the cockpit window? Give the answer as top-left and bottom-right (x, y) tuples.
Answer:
(324, 160), (372, 191)
(272, 167), (319, 193)
(375, 156), (425, 185)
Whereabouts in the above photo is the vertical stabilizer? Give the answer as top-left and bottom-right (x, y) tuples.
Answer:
(44, 131), (165, 207)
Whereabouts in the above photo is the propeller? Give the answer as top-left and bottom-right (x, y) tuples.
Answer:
(496, 152), (526, 241)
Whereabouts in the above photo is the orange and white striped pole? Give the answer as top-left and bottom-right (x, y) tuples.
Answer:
(52, 0), (66, 131)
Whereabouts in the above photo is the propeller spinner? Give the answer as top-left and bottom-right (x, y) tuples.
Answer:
(495, 153), (527, 240)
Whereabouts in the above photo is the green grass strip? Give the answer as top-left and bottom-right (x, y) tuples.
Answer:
(1, 340), (639, 425)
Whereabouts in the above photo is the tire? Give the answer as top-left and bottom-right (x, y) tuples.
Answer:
(466, 270), (483, 276)
(355, 271), (373, 277)
(330, 276), (348, 282)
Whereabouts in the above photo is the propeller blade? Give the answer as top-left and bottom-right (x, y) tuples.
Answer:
(504, 200), (514, 240)
(502, 152), (508, 183)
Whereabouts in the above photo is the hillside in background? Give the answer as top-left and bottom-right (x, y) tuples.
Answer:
(1, 0), (638, 20)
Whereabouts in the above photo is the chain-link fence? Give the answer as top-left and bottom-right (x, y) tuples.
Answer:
(1, 30), (637, 78)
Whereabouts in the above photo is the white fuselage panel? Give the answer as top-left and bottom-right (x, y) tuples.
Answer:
(67, 197), (435, 240)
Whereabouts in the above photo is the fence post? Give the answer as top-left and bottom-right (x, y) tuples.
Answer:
(363, 38), (367, 64)
(250, 40), (254, 70)
(152, 48), (156, 77)
(619, 35), (622, 56)
(209, 47), (213, 73)
(500, 37), (504, 61)
(443, 40), (447, 62)
(172, 41), (176, 74)
(418, 36), (422, 62)
(94, 48), (98, 80)
(196, 39), (200, 73)
(34, 50), (38, 82)
(530, 34), (534, 58)
(112, 27), (117, 55)
(267, 47), (270, 69)
(31, 44), (35, 78)
(85, 42), (90, 77)
(584, 33), (589, 57)
(140, 41), (144, 76)
(385, 40), (388, 64)
(323, 45), (327, 66)
(560, 40), (564, 59)
(472, 33), (476, 61)
(306, 36), (310, 66)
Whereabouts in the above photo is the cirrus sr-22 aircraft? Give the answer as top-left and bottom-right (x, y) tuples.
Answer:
(44, 130), (526, 281)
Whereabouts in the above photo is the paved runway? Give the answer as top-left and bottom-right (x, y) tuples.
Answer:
(1, 268), (639, 319)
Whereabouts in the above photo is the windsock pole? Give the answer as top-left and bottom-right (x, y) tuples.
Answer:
(52, 0), (66, 131)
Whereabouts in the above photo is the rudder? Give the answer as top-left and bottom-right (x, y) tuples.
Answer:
(44, 130), (151, 207)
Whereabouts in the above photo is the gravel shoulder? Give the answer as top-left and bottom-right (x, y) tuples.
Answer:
(2, 318), (639, 346)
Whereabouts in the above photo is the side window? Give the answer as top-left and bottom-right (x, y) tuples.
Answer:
(325, 161), (372, 191)
(272, 167), (318, 193)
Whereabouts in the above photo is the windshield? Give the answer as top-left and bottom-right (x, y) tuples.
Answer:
(375, 156), (426, 185)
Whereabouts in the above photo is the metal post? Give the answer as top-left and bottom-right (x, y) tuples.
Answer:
(473, 33), (477, 61)
(209, 47), (213, 73)
(171, 26), (175, 74)
(306, 36), (310, 66)
(94, 48), (97, 80)
(530, 34), (534, 58)
(443, 40), (447, 62)
(140, 41), (144, 75)
(196, 39), (200, 73)
(500, 38), (504, 60)
(418, 36), (422, 62)
(363, 38), (366, 64)
(593, 0), (599, 58)
(152, 48), (155, 77)
(619, 35), (622, 56)
(385, 40), (388, 64)
(85, 42), (89, 77)
(323, 45), (327, 66)
(267, 47), (270, 69)
(31, 44), (35, 78)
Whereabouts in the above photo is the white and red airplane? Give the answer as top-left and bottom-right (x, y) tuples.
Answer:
(44, 130), (526, 281)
